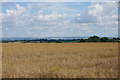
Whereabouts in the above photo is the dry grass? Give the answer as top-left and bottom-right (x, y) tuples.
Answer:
(2, 43), (118, 78)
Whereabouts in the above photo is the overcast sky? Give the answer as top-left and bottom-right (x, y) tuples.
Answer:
(1, 2), (118, 38)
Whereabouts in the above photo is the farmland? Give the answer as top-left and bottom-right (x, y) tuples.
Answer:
(2, 43), (118, 78)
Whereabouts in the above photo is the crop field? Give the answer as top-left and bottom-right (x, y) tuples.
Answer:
(2, 43), (118, 78)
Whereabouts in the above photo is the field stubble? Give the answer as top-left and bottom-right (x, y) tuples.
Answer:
(2, 43), (118, 78)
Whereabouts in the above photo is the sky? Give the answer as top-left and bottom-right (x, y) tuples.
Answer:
(1, 2), (118, 38)
(2, 0), (119, 2)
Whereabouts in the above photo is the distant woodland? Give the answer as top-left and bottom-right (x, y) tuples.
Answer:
(1, 36), (120, 43)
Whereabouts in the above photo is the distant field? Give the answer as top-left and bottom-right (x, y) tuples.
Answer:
(2, 43), (118, 78)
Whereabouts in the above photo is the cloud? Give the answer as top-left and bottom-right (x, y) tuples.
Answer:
(31, 11), (67, 22)
(72, 2), (118, 23)
(28, 3), (52, 10)
(2, 0), (120, 2)
(88, 3), (103, 16)
(2, 3), (30, 29)
(71, 2), (118, 37)
(2, 2), (118, 37)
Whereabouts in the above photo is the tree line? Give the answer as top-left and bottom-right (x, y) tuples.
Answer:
(1, 36), (120, 43)
(80, 36), (119, 42)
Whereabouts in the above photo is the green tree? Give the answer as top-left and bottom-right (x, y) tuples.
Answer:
(110, 37), (118, 42)
(87, 36), (100, 42)
(56, 41), (64, 43)
(100, 37), (110, 42)
(80, 39), (87, 42)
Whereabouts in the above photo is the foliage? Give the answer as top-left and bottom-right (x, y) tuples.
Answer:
(87, 36), (101, 42)
(100, 37), (110, 42)
(1, 36), (119, 43)
(56, 41), (64, 43)
(80, 36), (118, 42)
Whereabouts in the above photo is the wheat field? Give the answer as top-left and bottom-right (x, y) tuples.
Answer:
(2, 43), (118, 78)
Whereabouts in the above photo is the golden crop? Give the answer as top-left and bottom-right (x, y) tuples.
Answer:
(2, 43), (118, 78)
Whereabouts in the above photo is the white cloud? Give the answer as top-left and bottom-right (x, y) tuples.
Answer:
(88, 3), (103, 16)
(2, 2), (118, 37)
(29, 11), (68, 29)
(77, 13), (80, 16)
(73, 2), (118, 23)
(2, 3), (30, 29)
(4, 4), (27, 17)
(81, 23), (88, 26)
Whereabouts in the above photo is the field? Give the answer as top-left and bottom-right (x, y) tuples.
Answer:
(2, 43), (118, 78)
